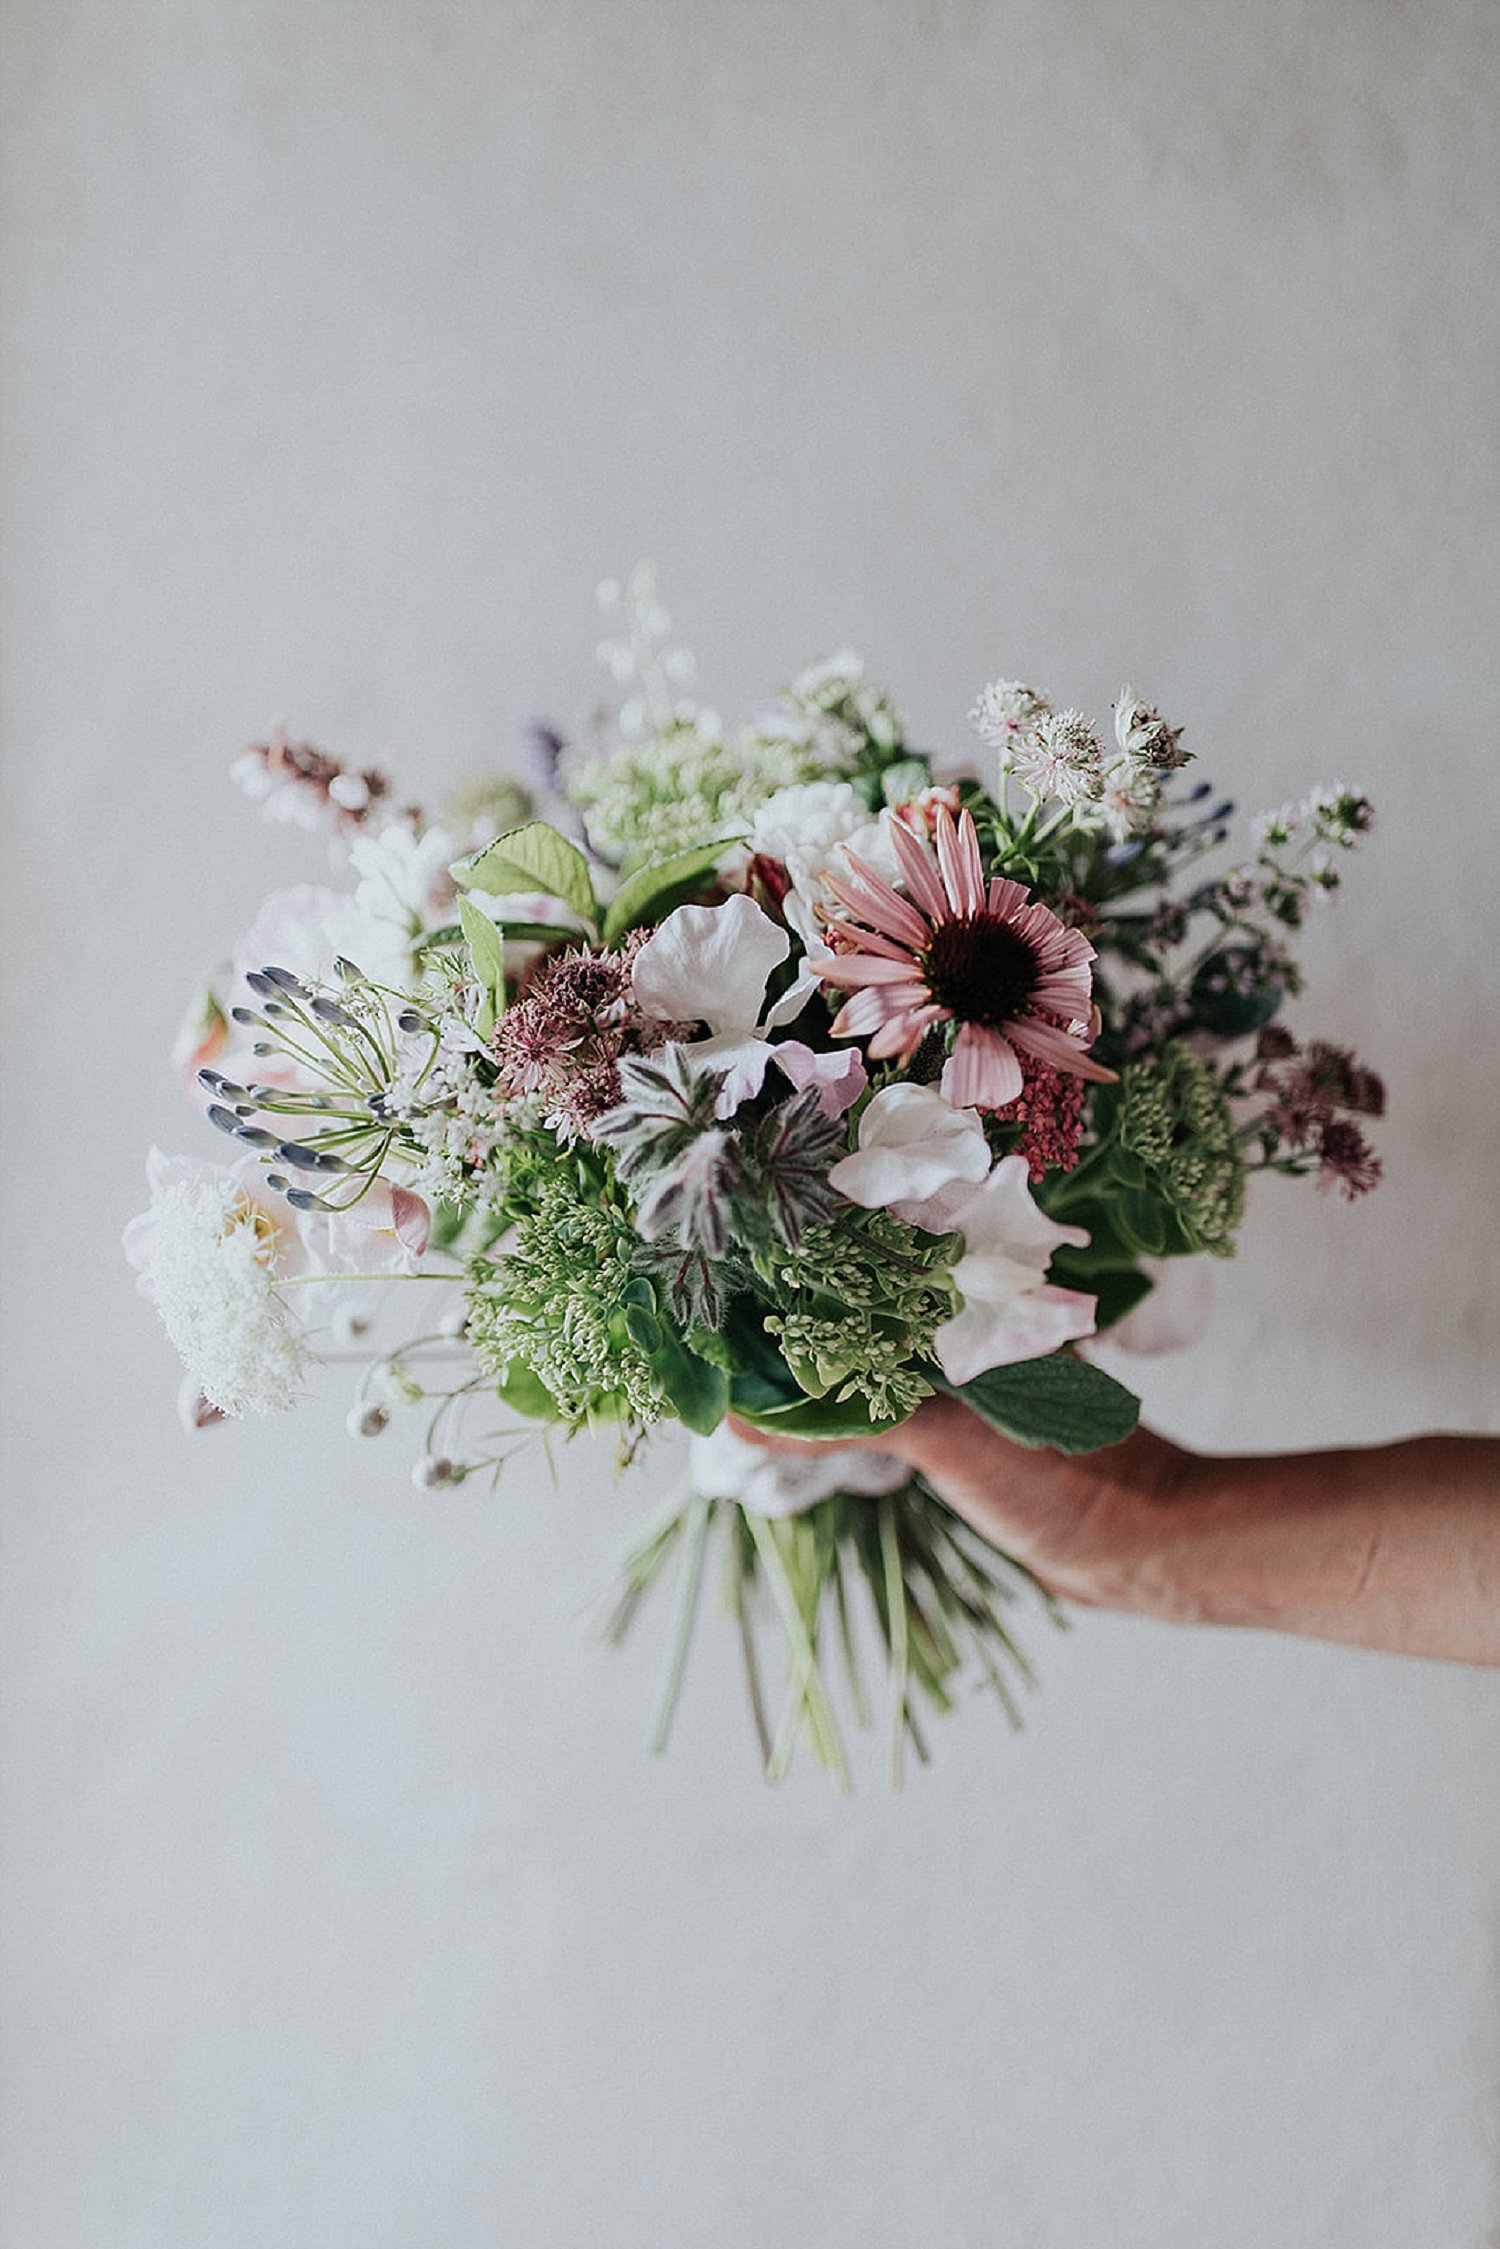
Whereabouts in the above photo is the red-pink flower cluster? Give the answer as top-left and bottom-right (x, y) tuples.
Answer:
(999, 1057), (1087, 1183)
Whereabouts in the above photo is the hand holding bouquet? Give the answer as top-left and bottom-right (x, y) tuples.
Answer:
(130, 573), (1382, 1781)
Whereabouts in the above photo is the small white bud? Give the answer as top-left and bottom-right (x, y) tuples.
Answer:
(330, 1305), (372, 1346)
(439, 1304), (469, 1340)
(347, 1401), (390, 1439)
(412, 1454), (459, 1490)
(328, 772), (371, 811)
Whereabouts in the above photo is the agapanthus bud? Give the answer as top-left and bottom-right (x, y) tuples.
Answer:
(968, 679), (1050, 747)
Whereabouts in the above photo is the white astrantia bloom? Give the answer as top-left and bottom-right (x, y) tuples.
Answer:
(123, 1152), (311, 1416)
(631, 893), (813, 1114)
(1009, 709), (1105, 807)
(688, 1422), (908, 1521)
(1095, 755), (1161, 843)
(827, 1083), (991, 1223)
(969, 679), (1050, 748)
(1113, 686), (1189, 773)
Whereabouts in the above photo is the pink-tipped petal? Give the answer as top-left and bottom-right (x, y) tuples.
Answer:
(832, 988), (901, 1038)
(986, 875), (1032, 920)
(942, 1023), (1024, 1109)
(933, 808), (985, 917)
(827, 862), (932, 950)
(817, 952), (928, 988)
(885, 815), (951, 922)
(1005, 1014), (1117, 1082)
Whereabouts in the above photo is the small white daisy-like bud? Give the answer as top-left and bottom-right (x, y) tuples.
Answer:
(412, 1454), (460, 1490)
(969, 679), (1050, 747)
(1306, 783), (1374, 847)
(327, 771), (371, 812)
(439, 1303), (469, 1340)
(347, 1401), (390, 1439)
(1252, 803), (1302, 850)
(1307, 848), (1341, 897)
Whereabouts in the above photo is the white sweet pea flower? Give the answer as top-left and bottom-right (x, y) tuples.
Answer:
(930, 1156), (1095, 1384)
(688, 1422), (908, 1520)
(631, 893), (799, 1113)
(827, 1083), (991, 1223)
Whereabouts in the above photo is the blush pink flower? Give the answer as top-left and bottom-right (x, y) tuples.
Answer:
(816, 807), (1114, 1110)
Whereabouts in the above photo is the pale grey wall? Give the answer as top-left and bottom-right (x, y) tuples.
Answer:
(3, 5), (1498, 2246)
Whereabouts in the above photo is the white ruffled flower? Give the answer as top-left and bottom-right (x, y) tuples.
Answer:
(688, 1422), (907, 1520)
(1096, 755), (1161, 843)
(827, 1084), (990, 1223)
(927, 1157), (1095, 1384)
(829, 1091), (1095, 1385)
(123, 1152), (311, 1416)
(746, 781), (897, 948)
(631, 893), (811, 1114)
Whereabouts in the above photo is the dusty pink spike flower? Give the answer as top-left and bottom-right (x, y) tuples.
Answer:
(817, 807), (1115, 1111)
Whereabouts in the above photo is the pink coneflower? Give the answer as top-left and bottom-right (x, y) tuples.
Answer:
(817, 808), (1114, 1110)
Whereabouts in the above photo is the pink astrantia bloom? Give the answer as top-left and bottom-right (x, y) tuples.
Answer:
(816, 807), (1114, 1111)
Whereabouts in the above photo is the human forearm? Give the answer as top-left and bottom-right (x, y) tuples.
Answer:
(1114, 1436), (1500, 1665)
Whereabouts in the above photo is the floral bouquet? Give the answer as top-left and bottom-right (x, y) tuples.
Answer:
(129, 572), (1383, 1783)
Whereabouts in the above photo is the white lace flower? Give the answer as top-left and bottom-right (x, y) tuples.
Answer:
(123, 1153), (310, 1416)
(688, 1422), (908, 1520)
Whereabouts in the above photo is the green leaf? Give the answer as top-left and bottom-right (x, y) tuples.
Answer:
(450, 820), (597, 924)
(457, 895), (506, 1039)
(935, 1353), (1140, 1454)
(1117, 1187), (1168, 1255)
(879, 758), (931, 809)
(1084, 1266), (1155, 1332)
(600, 837), (741, 947)
(733, 1390), (907, 1441)
(492, 1360), (562, 1420)
(650, 1326), (731, 1435)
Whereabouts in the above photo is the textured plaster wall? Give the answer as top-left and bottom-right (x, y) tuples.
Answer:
(3, 5), (1498, 2246)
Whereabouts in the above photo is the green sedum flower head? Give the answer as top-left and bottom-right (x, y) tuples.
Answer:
(1113, 1044), (1246, 1256)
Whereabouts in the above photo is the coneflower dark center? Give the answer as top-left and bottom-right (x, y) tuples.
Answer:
(922, 912), (1040, 1027)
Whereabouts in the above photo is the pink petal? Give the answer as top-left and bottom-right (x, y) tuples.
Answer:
(1005, 1014), (1117, 1083)
(832, 989), (901, 1038)
(817, 952), (930, 987)
(825, 864), (931, 950)
(1030, 966), (1094, 1018)
(867, 1001), (949, 1059)
(986, 875), (1032, 919)
(771, 1041), (869, 1116)
(942, 1023), (1023, 1108)
(885, 816), (951, 923)
(934, 808), (984, 917)
(820, 918), (917, 965)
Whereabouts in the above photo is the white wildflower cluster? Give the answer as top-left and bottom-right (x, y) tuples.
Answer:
(126, 1167), (307, 1416)
(392, 1045), (509, 1202)
(969, 679), (1049, 747)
